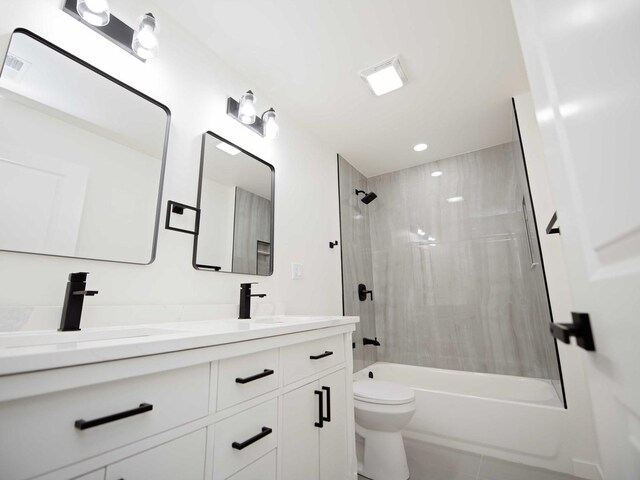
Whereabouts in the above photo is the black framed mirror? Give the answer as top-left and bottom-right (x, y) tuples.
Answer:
(0, 29), (170, 264)
(193, 132), (274, 275)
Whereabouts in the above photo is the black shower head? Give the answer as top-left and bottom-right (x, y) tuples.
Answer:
(355, 189), (378, 204)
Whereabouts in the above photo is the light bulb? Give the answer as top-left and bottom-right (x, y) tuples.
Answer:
(262, 108), (279, 139)
(238, 91), (257, 124)
(132, 13), (158, 60)
(76, 0), (110, 26)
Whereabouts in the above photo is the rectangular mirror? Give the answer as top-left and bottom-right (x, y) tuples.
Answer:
(194, 132), (274, 275)
(0, 29), (169, 264)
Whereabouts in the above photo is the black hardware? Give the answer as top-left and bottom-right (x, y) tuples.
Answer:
(352, 342), (356, 349)
(363, 337), (381, 346)
(235, 369), (275, 384)
(358, 284), (373, 301)
(355, 189), (378, 205)
(329, 241), (339, 249)
(550, 312), (595, 351)
(75, 403), (153, 430)
(546, 211), (561, 235)
(59, 272), (99, 332)
(239, 282), (267, 319)
(321, 386), (331, 422)
(165, 200), (200, 235)
(231, 427), (273, 450)
(195, 264), (221, 271)
(368, 371), (374, 379)
(310, 351), (333, 360)
(314, 390), (324, 428)
(62, 0), (145, 61)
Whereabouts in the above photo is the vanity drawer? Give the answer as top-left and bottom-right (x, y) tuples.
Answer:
(217, 349), (279, 411)
(227, 449), (276, 480)
(212, 398), (278, 480)
(281, 334), (345, 384)
(0, 363), (209, 480)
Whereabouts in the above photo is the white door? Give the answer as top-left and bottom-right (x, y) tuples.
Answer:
(319, 369), (349, 480)
(511, 1), (640, 478)
(281, 380), (321, 480)
(105, 430), (206, 480)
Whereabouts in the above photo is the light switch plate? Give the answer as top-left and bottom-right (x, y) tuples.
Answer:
(291, 263), (304, 280)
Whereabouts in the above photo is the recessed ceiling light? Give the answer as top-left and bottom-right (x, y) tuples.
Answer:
(431, 171), (443, 177)
(216, 142), (241, 156)
(413, 143), (428, 152)
(447, 196), (464, 203)
(360, 56), (407, 96)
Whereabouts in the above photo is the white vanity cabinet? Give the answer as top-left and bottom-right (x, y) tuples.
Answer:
(0, 320), (357, 480)
(281, 369), (349, 480)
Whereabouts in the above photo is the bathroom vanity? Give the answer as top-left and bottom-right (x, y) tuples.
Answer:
(0, 316), (358, 480)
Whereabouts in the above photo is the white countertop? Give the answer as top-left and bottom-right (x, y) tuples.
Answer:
(0, 315), (359, 376)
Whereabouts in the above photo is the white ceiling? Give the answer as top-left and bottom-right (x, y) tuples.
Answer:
(156, 0), (529, 178)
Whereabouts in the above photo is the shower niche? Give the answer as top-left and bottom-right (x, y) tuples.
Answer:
(338, 101), (565, 407)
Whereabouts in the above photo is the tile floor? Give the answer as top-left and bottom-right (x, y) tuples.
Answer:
(358, 438), (582, 480)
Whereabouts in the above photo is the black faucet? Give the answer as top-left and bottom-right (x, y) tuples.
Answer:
(238, 282), (266, 320)
(59, 272), (99, 331)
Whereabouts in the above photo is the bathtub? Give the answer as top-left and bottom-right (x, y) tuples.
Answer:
(354, 362), (578, 472)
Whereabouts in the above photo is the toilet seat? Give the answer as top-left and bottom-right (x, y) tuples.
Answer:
(353, 380), (415, 405)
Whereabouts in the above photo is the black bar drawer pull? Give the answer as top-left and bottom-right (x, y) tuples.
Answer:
(75, 403), (153, 430)
(231, 427), (273, 450)
(321, 386), (331, 422)
(314, 390), (324, 428)
(310, 351), (333, 360)
(235, 369), (275, 384)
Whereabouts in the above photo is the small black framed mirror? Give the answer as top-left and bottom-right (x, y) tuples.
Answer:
(193, 132), (274, 275)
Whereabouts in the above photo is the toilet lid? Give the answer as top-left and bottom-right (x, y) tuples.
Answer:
(353, 380), (415, 405)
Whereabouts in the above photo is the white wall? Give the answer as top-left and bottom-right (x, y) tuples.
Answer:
(0, 0), (343, 330)
(514, 93), (602, 479)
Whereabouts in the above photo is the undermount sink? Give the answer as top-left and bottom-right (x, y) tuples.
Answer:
(0, 327), (183, 349)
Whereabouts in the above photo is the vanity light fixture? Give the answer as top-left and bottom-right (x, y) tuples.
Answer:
(63, 0), (158, 62)
(360, 56), (407, 96)
(238, 90), (257, 124)
(76, 0), (110, 26)
(132, 13), (159, 60)
(227, 92), (280, 140)
(413, 143), (428, 152)
(216, 142), (241, 156)
(262, 108), (280, 139)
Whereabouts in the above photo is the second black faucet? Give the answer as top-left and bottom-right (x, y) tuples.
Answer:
(238, 282), (266, 319)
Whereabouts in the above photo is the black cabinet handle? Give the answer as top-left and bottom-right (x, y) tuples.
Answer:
(546, 211), (561, 235)
(232, 427), (273, 450)
(235, 369), (275, 384)
(550, 312), (595, 351)
(310, 351), (333, 360)
(321, 386), (331, 422)
(314, 390), (324, 428)
(75, 403), (153, 430)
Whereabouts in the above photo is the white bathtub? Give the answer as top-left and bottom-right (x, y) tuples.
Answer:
(354, 362), (579, 472)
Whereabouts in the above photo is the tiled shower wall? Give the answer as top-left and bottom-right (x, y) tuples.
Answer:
(365, 142), (561, 382)
(338, 155), (378, 372)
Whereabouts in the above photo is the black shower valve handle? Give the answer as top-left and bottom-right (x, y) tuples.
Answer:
(358, 283), (373, 301)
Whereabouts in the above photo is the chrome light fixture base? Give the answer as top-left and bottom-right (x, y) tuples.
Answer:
(63, 0), (145, 62)
(227, 97), (266, 137)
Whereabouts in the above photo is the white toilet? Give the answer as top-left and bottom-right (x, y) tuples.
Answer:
(354, 379), (416, 480)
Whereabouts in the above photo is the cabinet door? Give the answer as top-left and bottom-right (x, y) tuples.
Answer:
(105, 429), (206, 480)
(281, 380), (320, 480)
(319, 369), (349, 480)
